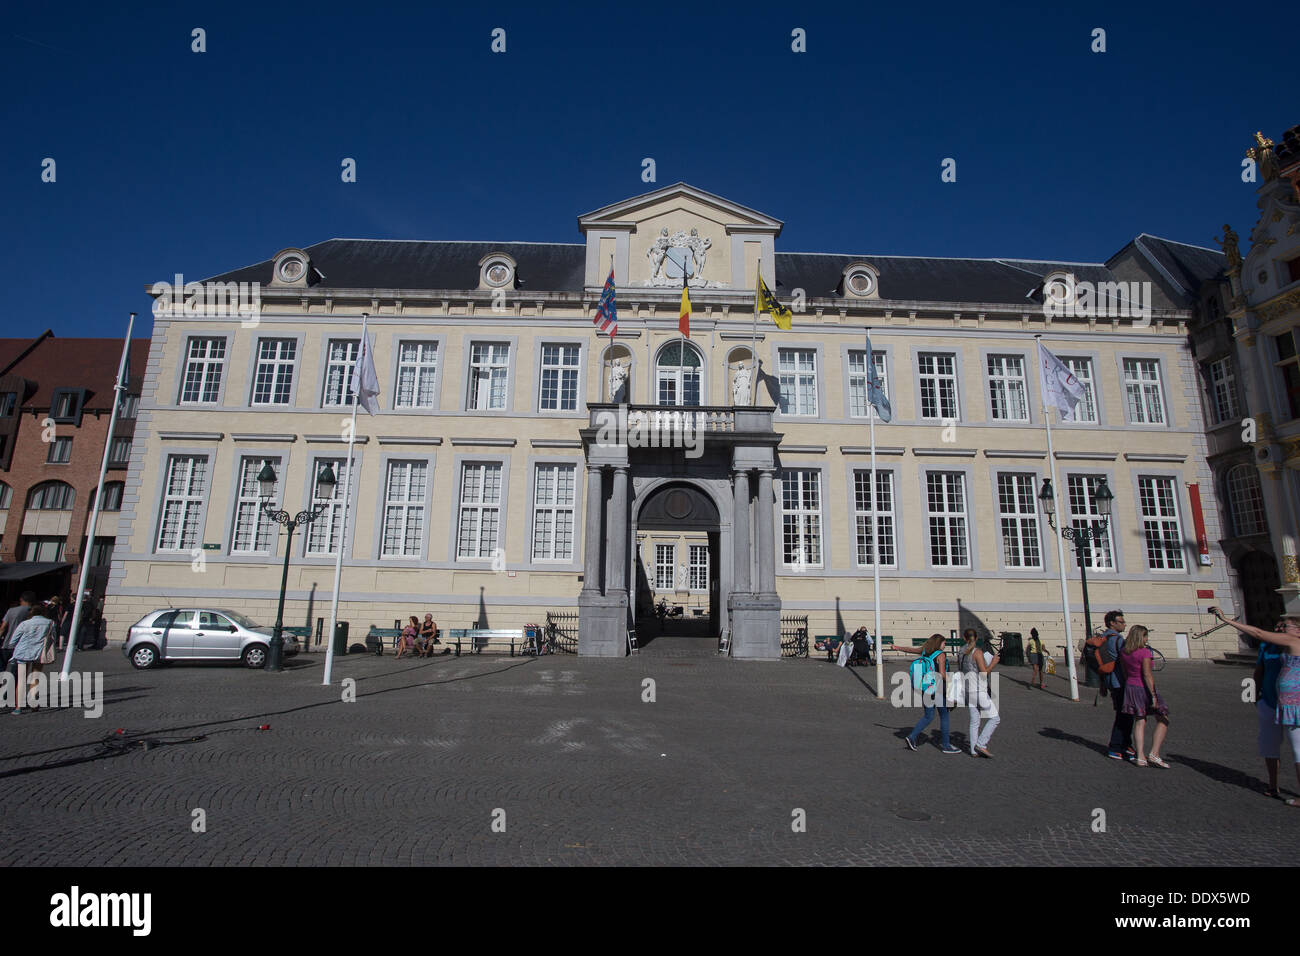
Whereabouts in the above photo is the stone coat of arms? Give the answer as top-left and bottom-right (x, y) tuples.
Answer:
(645, 228), (726, 287)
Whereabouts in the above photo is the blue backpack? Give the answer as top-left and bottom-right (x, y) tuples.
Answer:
(909, 650), (942, 692)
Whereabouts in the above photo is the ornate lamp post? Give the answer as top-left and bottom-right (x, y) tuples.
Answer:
(258, 461), (337, 672)
(1038, 476), (1114, 686)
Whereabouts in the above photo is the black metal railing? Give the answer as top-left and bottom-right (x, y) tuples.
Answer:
(781, 615), (809, 658)
(545, 610), (579, 654)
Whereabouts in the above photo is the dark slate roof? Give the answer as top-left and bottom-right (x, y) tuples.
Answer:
(0, 337), (149, 408)
(204, 240), (586, 293)
(773, 253), (1113, 304)
(1111, 235), (1225, 301)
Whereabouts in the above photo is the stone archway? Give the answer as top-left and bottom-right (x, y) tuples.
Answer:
(633, 480), (723, 642)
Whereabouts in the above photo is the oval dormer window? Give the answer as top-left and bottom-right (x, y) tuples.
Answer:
(277, 256), (306, 282)
(847, 270), (875, 296)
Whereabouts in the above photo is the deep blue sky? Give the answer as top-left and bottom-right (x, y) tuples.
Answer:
(1, 1), (1290, 341)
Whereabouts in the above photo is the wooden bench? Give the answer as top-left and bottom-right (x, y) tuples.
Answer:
(365, 626), (401, 655)
(282, 625), (313, 647)
(447, 628), (528, 656)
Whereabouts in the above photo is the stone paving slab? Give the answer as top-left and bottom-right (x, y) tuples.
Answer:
(1, 647), (1294, 866)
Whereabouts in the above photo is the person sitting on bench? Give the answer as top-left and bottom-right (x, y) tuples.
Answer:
(396, 616), (420, 658)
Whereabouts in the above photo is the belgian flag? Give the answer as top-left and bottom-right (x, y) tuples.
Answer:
(679, 268), (691, 337)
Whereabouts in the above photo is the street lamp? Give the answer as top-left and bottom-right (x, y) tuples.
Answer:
(258, 461), (337, 671)
(1038, 476), (1114, 686)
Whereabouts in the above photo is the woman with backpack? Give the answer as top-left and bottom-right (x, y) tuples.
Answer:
(899, 634), (962, 754)
(1119, 625), (1170, 768)
(1026, 627), (1047, 689)
(958, 630), (1001, 757)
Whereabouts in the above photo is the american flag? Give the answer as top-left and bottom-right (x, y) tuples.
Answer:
(593, 268), (617, 337)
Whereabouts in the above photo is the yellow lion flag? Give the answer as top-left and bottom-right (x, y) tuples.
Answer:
(756, 271), (792, 331)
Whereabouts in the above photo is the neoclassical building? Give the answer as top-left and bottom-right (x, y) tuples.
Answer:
(104, 183), (1242, 659)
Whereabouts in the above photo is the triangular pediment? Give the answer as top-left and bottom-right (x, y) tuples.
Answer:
(578, 182), (783, 234)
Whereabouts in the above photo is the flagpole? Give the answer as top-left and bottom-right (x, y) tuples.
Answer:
(868, 337), (883, 699)
(324, 314), (365, 686)
(749, 257), (761, 406)
(1037, 335), (1080, 702)
(60, 313), (135, 680)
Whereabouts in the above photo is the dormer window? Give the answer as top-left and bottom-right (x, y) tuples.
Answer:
(479, 253), (517, 290)
(840, 261), (880, 299)
(270, 248), (313, 287)
(50, 388), (87, 426)
(1043, 271), (1077, 308)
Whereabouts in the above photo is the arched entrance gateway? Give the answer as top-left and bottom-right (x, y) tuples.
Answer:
(577, 403), (782, 658)
(633, 481), (722, 644)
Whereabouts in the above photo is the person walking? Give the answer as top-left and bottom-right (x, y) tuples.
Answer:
(0, 591), (37, 671)
(958, 630), (1001, 757)
(1209, 607), (1300, 805)
(1119, 625), (1170, 768)
(1252, 623), (1288, 798)
(899, 634), (962, 754)
(1026, 627), (1047, 689)
(8, 604), (57, 714)
(1100, 610), (1134, 761)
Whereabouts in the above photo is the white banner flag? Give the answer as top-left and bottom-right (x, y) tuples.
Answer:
(350, 315), (380, 415)
(1038, 340), (1085, 419)
(864, 332), (892, 423)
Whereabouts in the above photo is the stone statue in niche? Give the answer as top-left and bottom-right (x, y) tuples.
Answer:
(608, 360), (628, 402)
(732, 363), (751, 406)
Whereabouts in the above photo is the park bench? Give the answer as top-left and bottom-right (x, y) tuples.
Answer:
(365, 626), (401, 655)
(282, 625), (313, 648)
(446, 628), (531, 656)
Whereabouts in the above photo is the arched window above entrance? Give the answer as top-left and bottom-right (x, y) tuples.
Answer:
(655, 341), (703, 407)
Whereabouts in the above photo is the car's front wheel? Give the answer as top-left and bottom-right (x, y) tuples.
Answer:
(242, 644), (268, 669)
(130, 644), (158, 669)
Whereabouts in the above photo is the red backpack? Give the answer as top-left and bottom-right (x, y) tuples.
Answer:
(1085, 632), (1117, 675)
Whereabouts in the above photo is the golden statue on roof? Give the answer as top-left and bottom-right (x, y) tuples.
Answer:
(1247, 131), (1279, 181)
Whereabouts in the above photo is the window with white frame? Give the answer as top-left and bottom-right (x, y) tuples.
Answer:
(305, 457), (349, 555)
(531, 463), (576, 561)
(918, 352), (959, 420)
(1122, 358), (1166, 424)
(1066, 474), (1115, 571)
(777, 349), (818, 416)
(848, 350), (888, 419)
(180, 337), (226, 404)
(1061, 357), (1098, 423)
(926, 471), (969, 567)
(1138, 476), (1184, 570)
(322, 339), (360, 407)
(689, 543), (708, 590)
(1276, 330), (1300, 419)
(231, 457), (280, 553)
(467, 343), (510, 410)
(987, 355), (1029, 422)
(852, 469), (895, 567)
(251, 338), (297, 405)
(457, 462), (503, 558)
(539, 344), (581, 411)
(47, 437), (72, 463)
(1227, 464), (1267, 537)
(997, 473), (1041, 568)
(395, 341), (439, 408)
(655, 544), (676, 590)
(656, 341), (702, 407)
(380, 460), (427, 558)
(1208, 357), (1242, 424)
(780, 470), (822, 567)
(157, 455), (208, 551)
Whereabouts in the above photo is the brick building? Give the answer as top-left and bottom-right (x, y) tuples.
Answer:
(0, 331), (147, 604)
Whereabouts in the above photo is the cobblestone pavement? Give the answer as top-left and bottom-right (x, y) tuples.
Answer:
(2, 643), (1295, 866)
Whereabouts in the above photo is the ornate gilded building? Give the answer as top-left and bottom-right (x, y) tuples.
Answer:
(103, 183), (1240, 659)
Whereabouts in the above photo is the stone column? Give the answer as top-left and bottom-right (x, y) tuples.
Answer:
(732, 470), (751, 594)
(754, 468), (777, 596)
(608, 466), (629, 592)
(581, 464), (604, 594)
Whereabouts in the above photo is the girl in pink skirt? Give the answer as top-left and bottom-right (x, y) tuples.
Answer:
(1119, 625), (1170, 768)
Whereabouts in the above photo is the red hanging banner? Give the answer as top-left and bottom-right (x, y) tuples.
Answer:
(1187, 483), (1212, 566)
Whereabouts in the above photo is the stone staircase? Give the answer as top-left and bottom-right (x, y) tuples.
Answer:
(1211, 651), (1256, 666)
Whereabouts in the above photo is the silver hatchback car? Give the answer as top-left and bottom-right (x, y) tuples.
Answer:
(123, 608), (300, 669)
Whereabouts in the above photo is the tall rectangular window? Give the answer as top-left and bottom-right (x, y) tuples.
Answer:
(777, 349), (818, 416)
(457, 462), (503, 558)
(1277, 331), (1300, 420)
(180, 337), (226, 404)
(853, 469), (895, 567)
(539, 345), (580, 411)
(306, 457), (349, 555)
(322, 339), (359, 407)
(231, 456), (280, 554)
(1067, 474), (1115, 571)
(780, 469), (822, 567)
(848, 350), (888, 419)
(47, 437), (72, 463)
(1208, 357), (1241, 424)
(119, 394), (139, 419)
(918, 352), (959, 420)
(987, 355), (1029, 422)
(1062, 357), (1098, 423)
(926, 472), (969, 567)
(108, 438), (132, 465)
(467, 343), (510, 410)
(1122, 358), (1166, 424)
(689, 543), (709, 591)
(0, 392), (16, 417)
(157, 455), (208, 551)
(655, 544), (676, 590)
(532, 463), (576, 560)
(1139, 476), (1185, 570)
(380, 460), (427, 558)
(251, 338), (297, 405)
(395, 341), (439, 408)
(997, 473), (1041, 569)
